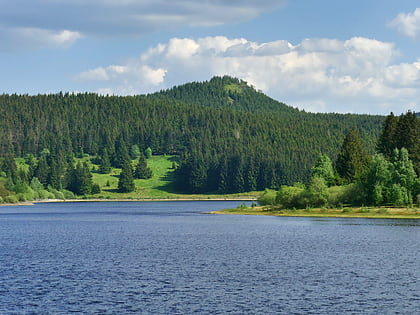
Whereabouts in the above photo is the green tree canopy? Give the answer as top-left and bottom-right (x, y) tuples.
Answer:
(335, 127), (370, 183)
(118, 161), (135, 193)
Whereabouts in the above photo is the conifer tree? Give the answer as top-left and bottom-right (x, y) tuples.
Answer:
(1, 153), (18, 182)
(99, 150), (112, 174)
(134, 153), (153, 179)
(68, 161), (93, 195)
(118, 161), (135, 193)
(377, 112), (398, 158)
(34, 155), (50, 187)
(335, 127), (370, 183)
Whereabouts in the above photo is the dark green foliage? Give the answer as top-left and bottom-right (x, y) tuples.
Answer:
(91, 183), (101, 195)
(34, 156), (49, 187)
(113, 137), (130, 168)
(68, 162), (93, 195)
(1, 154), (18, 182)
(0, 77), (384, 194)
(335, 127), (370, 183)
(118, 161), (135, 193)
(134, 154), (153, 179)
(377, 113), (398, 158)
(98, 150), (112, 174)
(377, 111), (420, 175)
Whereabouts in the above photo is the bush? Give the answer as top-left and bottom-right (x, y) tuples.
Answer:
(37, 189), (55, 200)
(276, 185), (305, 208)
(258, 189), (277, 205)
(0, 196), (3, 203)
(4, 195), (19, 203)
(62, 190), (75, 199)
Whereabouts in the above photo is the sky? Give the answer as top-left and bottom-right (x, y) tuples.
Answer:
(1, 0), (420, 115)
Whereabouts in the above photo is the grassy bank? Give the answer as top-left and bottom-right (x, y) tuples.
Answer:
(0, 155), (259, 205)
(211, 205), (420, 219)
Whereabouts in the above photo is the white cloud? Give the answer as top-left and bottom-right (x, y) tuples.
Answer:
(389, 8), (420, 39)
(0, 27), (82, 51)
(0, 0), (284, 50)
(76, 36), (420, 114)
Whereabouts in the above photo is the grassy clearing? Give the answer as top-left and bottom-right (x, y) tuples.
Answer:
(211, 205), (420, 219)
(90, 155), (258, 200)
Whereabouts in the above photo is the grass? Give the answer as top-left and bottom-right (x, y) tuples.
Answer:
(211, 205), (420, 219)
(90, 155), (258, 200)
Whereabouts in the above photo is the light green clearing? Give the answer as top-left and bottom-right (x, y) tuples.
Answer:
(90, 155), (258, 200)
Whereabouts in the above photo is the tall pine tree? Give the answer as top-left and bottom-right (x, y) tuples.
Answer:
(335, 127), (370, 183)
(118, 161), (135, 193)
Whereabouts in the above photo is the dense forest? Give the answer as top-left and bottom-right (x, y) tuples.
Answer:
(0, 76), (386, 198)
(263, 111), (420, 207)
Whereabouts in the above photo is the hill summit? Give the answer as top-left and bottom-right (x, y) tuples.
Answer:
(151, 76), (299, 114)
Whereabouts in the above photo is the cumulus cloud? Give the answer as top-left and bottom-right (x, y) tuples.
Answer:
(0, 0), (284, 50)
(389, 8), (420, 39)
(76, 36), (420, 114)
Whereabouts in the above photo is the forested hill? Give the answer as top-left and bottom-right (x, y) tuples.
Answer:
(150, 76), (299, 114)
(0, 78), (385, 193)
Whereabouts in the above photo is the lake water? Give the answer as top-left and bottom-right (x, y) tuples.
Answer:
(0, 201), (418, 314)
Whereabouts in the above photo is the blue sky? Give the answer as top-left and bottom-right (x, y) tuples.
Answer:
(1, 0), (420, 114)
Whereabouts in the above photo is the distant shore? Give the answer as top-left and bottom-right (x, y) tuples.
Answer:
(210, 206), (420, 219)
(0, 197), (257, 207)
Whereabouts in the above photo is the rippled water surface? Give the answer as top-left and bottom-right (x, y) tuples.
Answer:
(0, 201), (419, 314)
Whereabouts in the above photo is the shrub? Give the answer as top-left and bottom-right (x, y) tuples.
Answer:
(62, 190), (75, 199)
(258, 189), (277, 205)
(276, 185), (305, 208)
(4, 195), (18, 203)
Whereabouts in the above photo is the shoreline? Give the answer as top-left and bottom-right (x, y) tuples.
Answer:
(0, 197), (257, 207)
(210, 206), (420, 220)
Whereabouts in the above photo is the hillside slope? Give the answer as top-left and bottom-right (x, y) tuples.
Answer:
(0, 77), (385, 193)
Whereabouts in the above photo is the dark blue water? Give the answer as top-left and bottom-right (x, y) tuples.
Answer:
(0, 201), (418, 314)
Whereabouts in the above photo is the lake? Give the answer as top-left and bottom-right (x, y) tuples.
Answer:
(0, 201), (418, 314)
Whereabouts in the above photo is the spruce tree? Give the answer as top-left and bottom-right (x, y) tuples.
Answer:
(68, 161), (93, 195)
(377, 112), (398, 158)
(134, 153), (153, 179)
(99, 150), (112, 174)
(118, 161), (135, 193)
(335, 127), (370, 183)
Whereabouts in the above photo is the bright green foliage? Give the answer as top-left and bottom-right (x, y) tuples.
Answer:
(134, 154), (153, 179)
(336, 127), (370, 183)
(258, 189), (277, 205)
(118, 161), (135, 193)
(311, 154), (336, 186)
(276, 185), (305, 208)
(363, 149), (418, 206)
(145, 147), (153, 159)
(307, 176), (329, 207)
(130, 144), (141, 159)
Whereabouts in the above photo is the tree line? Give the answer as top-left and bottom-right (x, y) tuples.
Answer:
(265, 112), (420, 208)
(0, 76), (385, 197)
